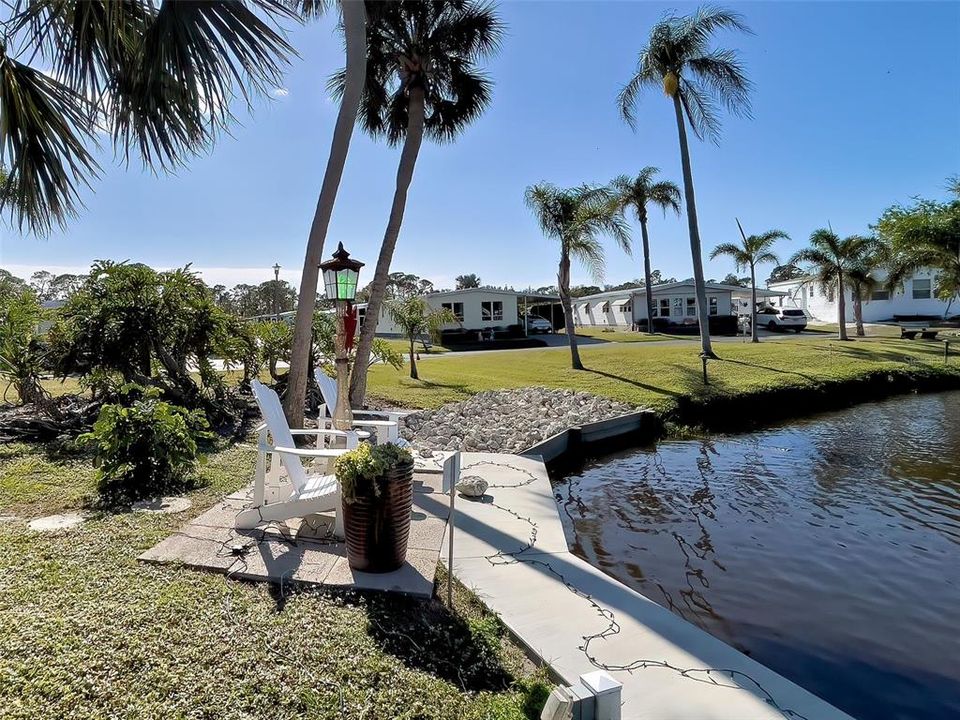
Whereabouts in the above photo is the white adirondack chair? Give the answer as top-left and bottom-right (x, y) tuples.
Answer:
(314, 369), (403, 443)
(235, 380), (360, 535)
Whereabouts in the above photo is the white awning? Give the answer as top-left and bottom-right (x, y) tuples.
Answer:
(613, 299), (631, 307)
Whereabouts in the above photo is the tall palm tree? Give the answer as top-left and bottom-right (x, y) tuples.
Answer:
(0, 0), (294, 235)
(284, 0), (368, 427)
(710, 221), (787, 342)
(789, 229), (878, 341)
(610, 168), (681, 335)
(525, 183), (630, 370)
(619, 5), (752, 358)
(346, 0), (503, 406)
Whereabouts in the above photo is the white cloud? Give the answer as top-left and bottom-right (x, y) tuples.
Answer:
(271, 87), (290, 99)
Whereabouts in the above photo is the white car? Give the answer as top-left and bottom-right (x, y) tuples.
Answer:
(755, 307), (808, 332)
(524, 315), (553, 333)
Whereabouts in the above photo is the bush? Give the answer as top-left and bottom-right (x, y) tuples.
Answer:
(80, 385), (211, 503)
(335, 442), (413, 503)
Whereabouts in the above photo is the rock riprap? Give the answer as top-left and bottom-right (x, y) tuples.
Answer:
(401, 387), (637, 454)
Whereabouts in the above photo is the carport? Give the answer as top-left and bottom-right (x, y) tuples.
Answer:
(519, 292), (562, 336)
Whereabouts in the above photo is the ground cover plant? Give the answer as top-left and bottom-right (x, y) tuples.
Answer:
(0, 442), (546, 720)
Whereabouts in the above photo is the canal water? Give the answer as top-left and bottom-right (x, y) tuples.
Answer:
(556, 391), (960, 720)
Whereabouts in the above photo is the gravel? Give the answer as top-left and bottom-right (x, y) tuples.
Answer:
(401, 387), (637, 454)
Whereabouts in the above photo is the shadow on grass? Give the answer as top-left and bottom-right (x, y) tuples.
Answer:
(717, 357), (817, 382)
(363, 591), (516, 692)
(825, 339), (946, 364)
(583, 368), (684, 398)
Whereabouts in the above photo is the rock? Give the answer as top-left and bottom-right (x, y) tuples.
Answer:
(457, 475), (488, 497)
(132, 496), (192, 514)
(401, 386), (640, 454)
(28, 513), (86, 532)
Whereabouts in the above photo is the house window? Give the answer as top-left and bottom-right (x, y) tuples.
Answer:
(659, 299), (670, 317)
(871, 289), (890, 301)
(686, 297), (697, 317)
(601, 302), (611, 313)
(672, 297), (684, 318)
(827, 286), (835, 302)
(912, 278), (931, 299)
(481, 300), (503, 321)
(357, 307), (366, 326)
(709, 297), (718, 315)
(622, 302), (632, 314)
(441, 302), (464, 321)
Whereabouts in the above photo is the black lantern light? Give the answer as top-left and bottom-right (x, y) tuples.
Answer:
(319, 242), (364, 302)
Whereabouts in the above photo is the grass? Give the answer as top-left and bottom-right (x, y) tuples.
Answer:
(0, 442), (546, 720)
(366, 336), (960, 413)
(381, 337), (451, 355)
(563, 326), (693, 343)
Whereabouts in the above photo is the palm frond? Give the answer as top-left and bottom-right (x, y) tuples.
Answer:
(0, 50), (99, 234)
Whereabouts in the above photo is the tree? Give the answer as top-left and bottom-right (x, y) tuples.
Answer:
(387, 297), (456, 379)
(0, 0), (294, 236)
(710, 223), (787, 342)
(284, 0), (370, 428)
(611, 168), (681, 334)
(0, 286), (47, 405)
(876, 179), (960, 317)
(525, 183), (630, 370)
(619, 6), (752, 357)
(767, 263), (804, 285)
(49, 262), (238, 418)
(356, 272), (433, 302)
(789, 230), (878, 340)
(455, 273), (481, 289)
(345, 0), (504, 406)
(718, 273), (749, 287)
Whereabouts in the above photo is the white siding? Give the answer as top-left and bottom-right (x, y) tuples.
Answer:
(573, 286), (735, 327)
(769, 269), (952, 322)
(358, 289), (521, 336)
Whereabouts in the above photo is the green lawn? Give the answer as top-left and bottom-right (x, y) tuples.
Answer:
(381, 337), (451, 355)
(0, 442), (545, 720)
(563, 326), (693, 343)
(366, 337), (959, 412)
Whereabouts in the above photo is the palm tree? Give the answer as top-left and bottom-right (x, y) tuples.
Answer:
(789, 230), (878, 341)
(619, 6), (752, 358)
(525, 183), (630, 370)
(877, 179), (960, 318)
(387, 297), (456, 380)
(710, 221), (787, 342)
(610, 169), (681, 335)
(0, 0), (294, 235)
(284, 0), (369, 427)
(346, 0), (503, 406)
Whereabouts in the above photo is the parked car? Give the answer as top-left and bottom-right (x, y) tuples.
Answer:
(524, 315), (553, 333)
(753, 306), (808, 332)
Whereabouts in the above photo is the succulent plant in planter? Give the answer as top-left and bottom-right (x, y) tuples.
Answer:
(335, 443), (415, 573)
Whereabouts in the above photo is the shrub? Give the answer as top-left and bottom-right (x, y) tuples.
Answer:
(80, 385), (211, 503)
(335, 442), (413, 503)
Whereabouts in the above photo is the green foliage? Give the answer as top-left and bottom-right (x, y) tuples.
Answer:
(0, 1), (294, 235)
(80, 385), (210, 503)
(618, 5), (752, 143)
(456, 273), (481, 289)
(335, 442), (413, 504)
(50, 261), (236, 416)
(388, 296), (456, 377)
(876, 180), (960, 308)
(252, 320), (293, 380)
(0, 287), (47, 405)
(516, 673), (553, 720)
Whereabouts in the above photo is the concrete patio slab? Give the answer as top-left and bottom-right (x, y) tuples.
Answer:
(27, 512), (86, 532)
(138, 473), (450, 599)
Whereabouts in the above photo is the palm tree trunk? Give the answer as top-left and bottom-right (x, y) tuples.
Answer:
(558, 247), (583, 370)
(283, 0), (367, 427)
(640, 217), (655, 334)
(408, 336), (418, 380)
(853, 287), (865, 337)
(750, 262), (759, 343)
(837, 272), (849, 340)
(672, 92), (715, 357)
(349, 87), (426, 406)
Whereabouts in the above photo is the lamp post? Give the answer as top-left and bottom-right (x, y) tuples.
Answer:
(319, 243), (364, 431)
(272, 263), (281, 321)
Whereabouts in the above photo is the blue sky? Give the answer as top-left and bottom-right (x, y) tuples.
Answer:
(2, 1), (959, 290)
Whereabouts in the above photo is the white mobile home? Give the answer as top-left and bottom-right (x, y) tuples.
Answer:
(573, 280), (765, 328)
(768, 268), (954, 322)
(357, 288), (560, 336)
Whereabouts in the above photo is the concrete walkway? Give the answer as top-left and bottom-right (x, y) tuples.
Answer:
(440, 452), (852, 720)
